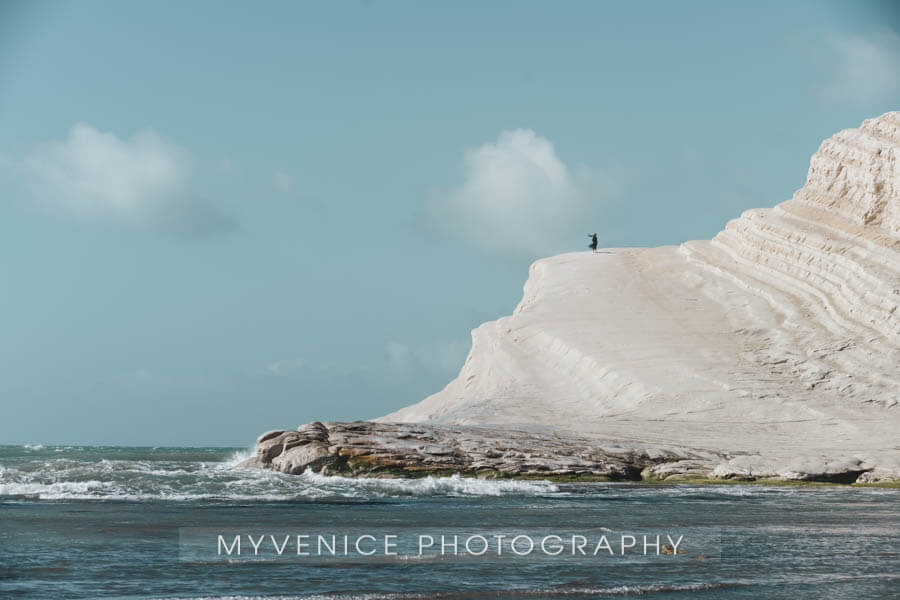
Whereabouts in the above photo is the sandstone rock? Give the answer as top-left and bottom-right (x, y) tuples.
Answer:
(855, 469), (895, 484)
(245, 420), (895, 484)
(642, 460), (711, 480)
(255, 430), (298, 463)
(271, 443), (334, 475)
(249, 421), (720, 479)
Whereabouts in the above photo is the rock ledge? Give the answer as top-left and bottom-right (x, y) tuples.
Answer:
(241, 421), (892, 484)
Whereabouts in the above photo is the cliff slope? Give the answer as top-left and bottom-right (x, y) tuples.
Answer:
(377, 112), (900, 481)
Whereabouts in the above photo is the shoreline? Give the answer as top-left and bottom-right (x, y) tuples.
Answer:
(242, 420), (900, 488)
(279, 469), (900, 488)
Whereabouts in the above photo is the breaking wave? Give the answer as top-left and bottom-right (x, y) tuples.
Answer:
(0, 445), (558, 501)
(2, 445), (890, 503)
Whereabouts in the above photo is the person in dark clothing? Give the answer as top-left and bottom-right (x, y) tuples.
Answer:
(588, 233), (598, 252)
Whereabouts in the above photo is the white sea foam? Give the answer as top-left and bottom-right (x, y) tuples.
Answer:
(10, 448), (885, 503)
(3, 451), (893, 502)
(296, 469), (559, 497)
(0, 451), (560, 501)
(222, 447), (257, 468)
(0, 479), (113, 499)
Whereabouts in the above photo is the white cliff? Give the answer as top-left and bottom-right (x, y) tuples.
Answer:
(379, 112), (900, 482)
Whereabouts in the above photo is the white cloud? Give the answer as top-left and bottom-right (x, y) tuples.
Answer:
(821, 30), (900, 104)
(426, 129), (608, 256)
(21, 123), (235, 237)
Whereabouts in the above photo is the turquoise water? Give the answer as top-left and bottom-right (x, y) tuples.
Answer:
(1, 445), (897, 599)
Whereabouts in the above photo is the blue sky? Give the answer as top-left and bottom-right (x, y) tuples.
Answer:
(1, 1), (898, 445)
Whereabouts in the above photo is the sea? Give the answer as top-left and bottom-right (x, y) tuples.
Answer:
(1, 445), (897, 600)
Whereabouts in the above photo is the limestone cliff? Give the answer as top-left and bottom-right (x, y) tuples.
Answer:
(250, 113), (900, 483)
(376, 112), (900, 481)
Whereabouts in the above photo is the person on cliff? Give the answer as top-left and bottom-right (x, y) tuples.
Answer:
(588, 233), (598, 253)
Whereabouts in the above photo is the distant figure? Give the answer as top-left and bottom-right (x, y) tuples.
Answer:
(588, 233), (598, 253)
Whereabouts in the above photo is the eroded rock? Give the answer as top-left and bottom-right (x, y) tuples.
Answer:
(247, 420), (711, 479)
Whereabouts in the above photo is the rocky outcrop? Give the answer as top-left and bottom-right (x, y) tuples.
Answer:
(243, 420), (728, 480)
(248, 113), (900, 484)
(243, 420), (888, 484)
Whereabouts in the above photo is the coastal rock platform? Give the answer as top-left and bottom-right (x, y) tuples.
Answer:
(241, 420), (890, 484)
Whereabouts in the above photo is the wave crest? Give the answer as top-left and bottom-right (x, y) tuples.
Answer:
(0, 447), (558, 501)
(297, 470), (559, 497)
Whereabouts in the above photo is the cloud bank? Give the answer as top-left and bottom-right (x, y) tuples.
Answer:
(22, 123), (235, 238)
(426, 129), (591, 257)
(822, 30), (900, 104)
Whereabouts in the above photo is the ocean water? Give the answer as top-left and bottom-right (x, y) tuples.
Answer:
(0, 445), (897, 600)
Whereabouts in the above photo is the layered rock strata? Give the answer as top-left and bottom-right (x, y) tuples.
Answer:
(248, 112), (900, 484)
(242, 421), (880, 483)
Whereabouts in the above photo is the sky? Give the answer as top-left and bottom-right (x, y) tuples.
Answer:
(1, 0), (898, 446)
